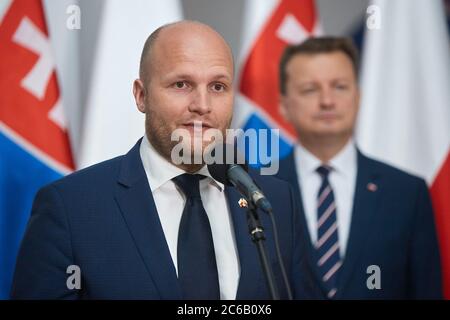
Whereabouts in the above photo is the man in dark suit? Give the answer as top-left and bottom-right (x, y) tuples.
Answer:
(10, 21), (303, 299)
(276, 37), (442, 299)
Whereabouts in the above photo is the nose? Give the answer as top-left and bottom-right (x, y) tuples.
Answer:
(188, 87), (211, 115)
(319, 87), (335, 110)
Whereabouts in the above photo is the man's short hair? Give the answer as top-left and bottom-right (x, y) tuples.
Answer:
(279, 37), (359, 95)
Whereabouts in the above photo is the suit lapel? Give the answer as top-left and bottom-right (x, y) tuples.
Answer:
(114, 140), (182, 299)
(278, 153), (329, 296)
(335, 152), (381, 298)
(225, 186), (266, 299)
(277, 153), (301, 197)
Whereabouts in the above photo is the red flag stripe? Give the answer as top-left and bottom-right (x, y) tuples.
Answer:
(430, 150), (450, 298)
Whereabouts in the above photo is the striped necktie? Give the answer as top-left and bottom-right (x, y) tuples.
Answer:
(315, 165), (341, 299)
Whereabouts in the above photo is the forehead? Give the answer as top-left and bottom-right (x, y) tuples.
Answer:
(286, 51), (356, 81)
(149, 25), (234, 78)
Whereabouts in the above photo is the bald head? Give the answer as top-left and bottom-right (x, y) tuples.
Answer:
(132, 20), (235, 172)
(139, 20), (234, 84)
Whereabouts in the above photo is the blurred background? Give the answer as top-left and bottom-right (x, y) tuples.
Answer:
(41, 0), (373, 161)
(1, 0), (449, 299)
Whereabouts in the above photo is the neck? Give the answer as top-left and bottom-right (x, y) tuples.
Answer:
(175, 163), (204, 174)
(146, 133), (205, 174)
(298, 135), (352, 163)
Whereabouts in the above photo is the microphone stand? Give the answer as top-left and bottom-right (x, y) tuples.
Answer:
(245, 201), (280, 300)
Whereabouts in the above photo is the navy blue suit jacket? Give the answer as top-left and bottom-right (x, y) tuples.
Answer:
(276, 150), (442, 299)
(11, 140), (305, 300)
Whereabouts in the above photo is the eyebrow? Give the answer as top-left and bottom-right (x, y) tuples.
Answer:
(210, 74), (232, 82)
(162, 73), (232, 83)
(297, 77), (353, 85)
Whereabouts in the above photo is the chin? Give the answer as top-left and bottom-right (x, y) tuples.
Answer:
(180, 139), (211, 162)
(311, 129), (340, 137)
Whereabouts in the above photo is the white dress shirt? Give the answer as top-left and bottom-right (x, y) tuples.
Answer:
(294, 139), (357, 258)
(139, 136), (240, 300)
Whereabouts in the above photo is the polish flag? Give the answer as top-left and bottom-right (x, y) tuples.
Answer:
(357, 0), (450, 298)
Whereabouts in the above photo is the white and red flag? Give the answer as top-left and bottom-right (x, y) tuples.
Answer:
(357, 0), (450, 298)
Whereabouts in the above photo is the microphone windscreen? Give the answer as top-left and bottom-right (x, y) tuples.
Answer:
(206, 143), (247, 185)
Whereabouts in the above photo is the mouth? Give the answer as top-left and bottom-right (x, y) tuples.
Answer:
(180, 121), (214, 130)
(315, 113), (339, 121)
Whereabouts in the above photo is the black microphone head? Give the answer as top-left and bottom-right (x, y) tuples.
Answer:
(206, 143), (248, 186)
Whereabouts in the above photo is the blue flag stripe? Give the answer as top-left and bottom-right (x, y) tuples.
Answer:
(240, 113), (293, 167)
(0, 131), (62, 299)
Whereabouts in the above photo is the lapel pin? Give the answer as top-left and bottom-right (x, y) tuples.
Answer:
(238, 198), (248, 208)
(367, 183), (378, 192)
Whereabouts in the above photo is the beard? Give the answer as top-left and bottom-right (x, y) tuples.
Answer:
(144, 107), (232, 171)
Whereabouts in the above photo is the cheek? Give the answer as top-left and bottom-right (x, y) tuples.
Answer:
(148, 91), (189, 120)
(213, 94), (234, 118)
(340, 98), (359, 120)
(287, 98), (314, 120)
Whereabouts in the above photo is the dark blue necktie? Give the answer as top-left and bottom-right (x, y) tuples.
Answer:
(316, 165), (341, 299)
(173, 173), (220, 300)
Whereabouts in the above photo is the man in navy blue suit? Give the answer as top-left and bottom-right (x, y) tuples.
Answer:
(276, 37), (442, 299)
(10, 21), (304, 299)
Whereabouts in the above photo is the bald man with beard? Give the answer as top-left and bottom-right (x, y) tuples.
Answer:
(10, 21), (308, 300)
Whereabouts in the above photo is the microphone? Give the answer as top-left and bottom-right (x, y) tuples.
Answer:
(207, 144), (291, 300)
(207, 144), (273, 213)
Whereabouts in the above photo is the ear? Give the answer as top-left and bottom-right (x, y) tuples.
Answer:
(355, 85), (361, 113)
(133, 79), (146, 113)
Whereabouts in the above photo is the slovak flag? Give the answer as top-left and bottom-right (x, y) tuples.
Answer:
(234, 0), (321, 163)
(0, 0), (74, 299)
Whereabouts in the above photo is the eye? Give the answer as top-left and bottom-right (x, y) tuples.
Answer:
(173, 81), (188, 89)
(335, 83), (349, 91)
(300, 87), (317, 95)
(211, 83), (226, 92)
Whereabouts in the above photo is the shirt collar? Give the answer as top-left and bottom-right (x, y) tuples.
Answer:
(294, 142), (322, 177)
(139, 135), (224, 192)
(329, 138), (357, 178)
(294, 138), (357, 177)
